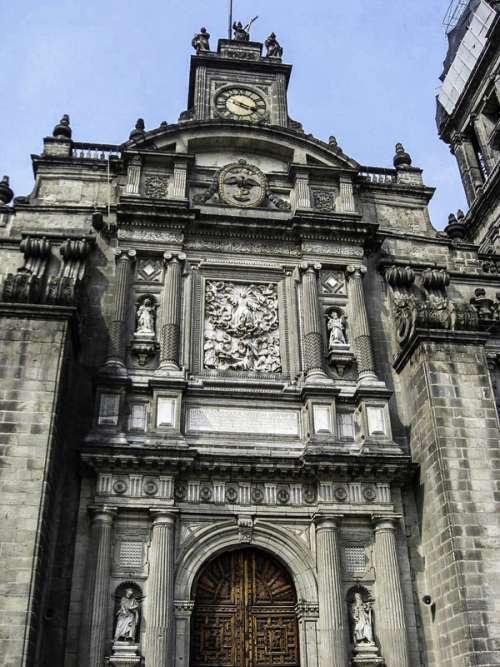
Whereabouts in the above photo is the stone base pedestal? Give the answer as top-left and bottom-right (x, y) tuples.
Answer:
(351, 643), (384, 666)
(107, 642), (142, 666)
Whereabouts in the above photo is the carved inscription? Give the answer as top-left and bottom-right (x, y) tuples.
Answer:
(204, 281), (281, 372)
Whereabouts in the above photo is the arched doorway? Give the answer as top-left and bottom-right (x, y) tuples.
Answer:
(190, 548), (300, 667)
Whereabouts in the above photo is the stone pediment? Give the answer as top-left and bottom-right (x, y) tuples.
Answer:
(124, 120), (360, 173)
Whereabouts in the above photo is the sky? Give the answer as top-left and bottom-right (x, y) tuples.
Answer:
(0, 0), (466, 229)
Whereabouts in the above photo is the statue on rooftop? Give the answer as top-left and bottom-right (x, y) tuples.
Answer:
(192, 27), (210, 53)
(233, 17), (258, 41)
(265, 33), (283, 58)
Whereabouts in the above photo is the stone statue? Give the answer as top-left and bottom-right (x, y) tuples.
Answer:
(265, 33), (283, 58)
(327, 312), (347, 348)
(233, 21), (249, 41)
(114, 589), (140, 642)
(350, 592), (375, 646)
(265, 32), (283, 58)
(192, 27), (210, 53)
(135, 298), (155, 336)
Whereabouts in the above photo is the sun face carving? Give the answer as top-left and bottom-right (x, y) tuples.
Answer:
(215, 87), (267, 122)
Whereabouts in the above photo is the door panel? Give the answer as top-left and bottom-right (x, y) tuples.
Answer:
(191, 549), (300, 667)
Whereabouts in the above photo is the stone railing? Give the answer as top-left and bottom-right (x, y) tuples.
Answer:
(71, 141), (122, 161)
(358, 166), (397, 184)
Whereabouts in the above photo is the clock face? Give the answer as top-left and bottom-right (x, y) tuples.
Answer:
(215, 87), (267, 122)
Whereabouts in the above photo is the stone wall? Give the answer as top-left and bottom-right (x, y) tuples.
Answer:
(398, 335), (500, 667)
(0, 308), (83, 667)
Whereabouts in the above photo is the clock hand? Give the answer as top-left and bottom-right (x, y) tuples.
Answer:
(232, 99), (256, 111)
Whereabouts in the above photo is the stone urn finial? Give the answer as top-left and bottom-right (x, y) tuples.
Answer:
(52, 114), (72, 140)
(0, 175), (14, 205)
(129, 118), (146, 142)
(444, 209), (467, 240)
(393, 142), (412, 169)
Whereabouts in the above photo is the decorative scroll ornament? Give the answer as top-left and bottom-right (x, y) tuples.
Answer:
(384, 265), (479, 346)
(204, 281), (281, 372)
(218, 160), (267, 208)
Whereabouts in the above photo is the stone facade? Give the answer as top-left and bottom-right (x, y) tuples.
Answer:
(1, 8), (500, 666)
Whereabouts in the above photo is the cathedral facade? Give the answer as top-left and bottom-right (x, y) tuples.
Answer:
(1, 6), (500, 667)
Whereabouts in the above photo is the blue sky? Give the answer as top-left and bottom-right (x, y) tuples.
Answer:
(1, 1), (465, 228)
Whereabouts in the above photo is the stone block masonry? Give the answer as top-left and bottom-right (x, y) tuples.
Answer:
(399, 336), (500, 667)
(0, 308), (78, 667)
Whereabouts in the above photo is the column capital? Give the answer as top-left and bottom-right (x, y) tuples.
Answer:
(313, 513), (343, 530)
(163, 251), (186, 265)
(114, 248), (136, 263)
(299, 261), (322, 274)
(174, 600), (195, 619)
(345, 264), (367, 278)
(150, 508), (179, 527)
(295, 601), (319, 621)
(88, 504), (117, 523)
(372, 514), (402, 532)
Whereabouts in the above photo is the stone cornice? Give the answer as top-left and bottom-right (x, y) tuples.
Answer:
(393, 329), (490, 373)
(0, 302), (76, 320)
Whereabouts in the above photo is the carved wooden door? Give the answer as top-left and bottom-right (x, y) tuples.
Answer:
(191, 549), (300, 667)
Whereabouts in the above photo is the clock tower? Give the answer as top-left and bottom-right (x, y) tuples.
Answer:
(187, 35), (292, 126)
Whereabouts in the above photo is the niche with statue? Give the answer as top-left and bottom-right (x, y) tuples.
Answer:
(347, 585), (384, 666)
(130, 294), (159, 366)
(325, 306), (354, 376)
(107, 582), (143, 666)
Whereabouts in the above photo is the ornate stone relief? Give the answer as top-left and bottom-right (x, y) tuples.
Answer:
(204, 280), (281, 372)
(136, 257), (163, 282)
(144, 174), (170, 199)
(97, 473), (174, 500)
(320, 270), (346, 295)
(193, 160), (290, 210)
(384, 265), (479, 346)
(311, 187), (336, 212)
(318, 481), (390, 505)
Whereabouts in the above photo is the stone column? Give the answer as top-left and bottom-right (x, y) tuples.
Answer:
(345, 265), (377, 384)
(295, 602), (319, 667)
(159, 252), (186, 371)
(146, 510), (177, 665)
(471, 113), (496, 174)
(373, 517), (410, 667)
(105, 249), (136, 369)
(315, 515), (348, 667)
(174, 601), (195, 667)
(451, 131), (483, 205)
(87, 506), (117, 667)
(300, 262), (328, 382)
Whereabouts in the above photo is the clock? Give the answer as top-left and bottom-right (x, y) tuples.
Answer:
(215, 87), (267, 122)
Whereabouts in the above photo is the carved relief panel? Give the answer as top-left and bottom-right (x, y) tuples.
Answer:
(203, 280), (281, 373)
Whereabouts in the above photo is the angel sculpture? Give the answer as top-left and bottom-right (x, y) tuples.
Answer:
(265, 33), (283, 58)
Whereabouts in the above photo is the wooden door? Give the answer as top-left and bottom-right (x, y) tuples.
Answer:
(191, 549), (300, 667)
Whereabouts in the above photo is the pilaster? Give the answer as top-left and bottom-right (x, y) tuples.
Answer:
(158, 252), (186, 372)
(450, 131), (483, 205)
(373, 517), (410, 667)
(345, 265), (377, 384)
(87, 506), (117, 667)
(145, 510), (177, 665)
(104, 249), (136, 372)
(314, 515), (348, 667)
(299, 262), (329, 383)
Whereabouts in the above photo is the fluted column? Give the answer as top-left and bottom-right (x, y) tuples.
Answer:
(315, 515), (348, 667)
(159, 252), (186, 371)
(106, 249), (136, 368)
(451, 131), (483, 205)
(87, 506), (117, 667)
(373, 517), (410, 667)
(300, 262), (327, 382)
(471, 113), (495, 174)
(146, 510), (177, 665)
(346, 265), (377, 384)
